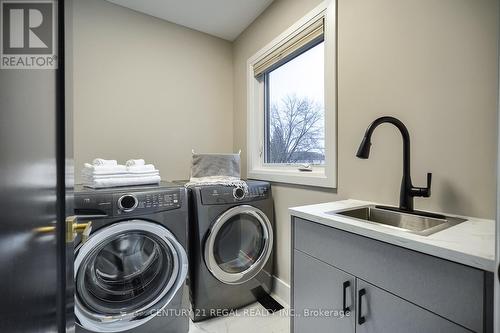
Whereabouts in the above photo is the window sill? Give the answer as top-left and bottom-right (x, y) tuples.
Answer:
(248, 167), (336, 188)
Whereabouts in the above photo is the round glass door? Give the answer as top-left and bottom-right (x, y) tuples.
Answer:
(204, 205), (273, 284)
(74, 220), (188, 332)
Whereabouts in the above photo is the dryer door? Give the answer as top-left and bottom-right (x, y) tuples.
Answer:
(205, 205), (274, 285)
(74, 220), (188, 332)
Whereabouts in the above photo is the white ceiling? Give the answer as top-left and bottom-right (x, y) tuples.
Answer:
(105, 0), (275, 41)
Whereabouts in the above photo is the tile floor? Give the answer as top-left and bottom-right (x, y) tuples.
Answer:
(188, 295), (290, 333)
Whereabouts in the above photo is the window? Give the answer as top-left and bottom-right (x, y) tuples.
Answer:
(247, 1), (336, 188)
(265, 41), (325, 165)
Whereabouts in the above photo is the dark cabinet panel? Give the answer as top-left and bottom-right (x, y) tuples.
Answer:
(355, 280), (469, 333)
(293, 250), (355, 333)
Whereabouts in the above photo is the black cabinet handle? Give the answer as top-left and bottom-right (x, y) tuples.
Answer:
(358, 288), (366, 325)
(342, 281), (350, 312)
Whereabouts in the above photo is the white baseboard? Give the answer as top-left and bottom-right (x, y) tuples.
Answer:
(272, 275), (290, 306)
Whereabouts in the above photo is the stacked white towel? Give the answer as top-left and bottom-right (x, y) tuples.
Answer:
(92, 158), (118, 167)
(125, 159), (145, 167)
(82, 159), (161, 188)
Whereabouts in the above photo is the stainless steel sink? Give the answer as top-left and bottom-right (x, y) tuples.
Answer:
(327, 206), (467, 236)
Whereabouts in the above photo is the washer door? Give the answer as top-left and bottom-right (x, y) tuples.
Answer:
(74, 220), (188, 333)
(204, 205), (273, 285)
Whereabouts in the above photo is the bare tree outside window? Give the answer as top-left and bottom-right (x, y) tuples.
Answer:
(268, 94), (325, 164)
(265, 40), (325, 165)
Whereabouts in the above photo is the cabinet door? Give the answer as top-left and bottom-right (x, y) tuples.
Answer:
(293, 250), (355, 333)
(356, 280), (470, 333)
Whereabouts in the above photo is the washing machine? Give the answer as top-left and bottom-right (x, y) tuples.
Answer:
(188, 180), (274, 322)
(73, 182), (189, 333)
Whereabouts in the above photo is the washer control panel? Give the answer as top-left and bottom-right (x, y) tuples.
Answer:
(200, 181), (270, 205)
(115, 189), (182, 215)
(75, 188), (183, 216)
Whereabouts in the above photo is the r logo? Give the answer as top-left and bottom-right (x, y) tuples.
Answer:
(2, 1), (53, 54)
(1, 1), (56, 69)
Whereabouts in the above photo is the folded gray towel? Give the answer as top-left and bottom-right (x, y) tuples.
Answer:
(186, 152), (247, 193)
(190, 153), (241, 180)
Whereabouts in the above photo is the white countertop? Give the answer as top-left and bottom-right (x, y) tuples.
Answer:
(289, 199), (496, 272)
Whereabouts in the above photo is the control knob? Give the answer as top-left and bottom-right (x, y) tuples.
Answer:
(233, 187), (245, 200)
(118, 194), (138, 212)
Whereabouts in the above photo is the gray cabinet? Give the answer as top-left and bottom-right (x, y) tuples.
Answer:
(291, 216), (493, 333)
(293, 250), (355, 333)
(355, 280), (469, 333)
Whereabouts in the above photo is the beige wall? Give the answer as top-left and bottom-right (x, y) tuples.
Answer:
(73, 0), (498, 290)
(73, 0), (234, 182)
(233, 0), (499, 285)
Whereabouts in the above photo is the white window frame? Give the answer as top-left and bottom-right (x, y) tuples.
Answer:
(246, 0), (337, 188)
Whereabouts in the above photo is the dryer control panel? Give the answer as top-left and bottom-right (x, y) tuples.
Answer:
(75, 187), (184, 217)
(200, 181), (270, 205)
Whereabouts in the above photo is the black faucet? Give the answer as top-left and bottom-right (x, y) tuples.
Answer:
(356, 116), (433, 213)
